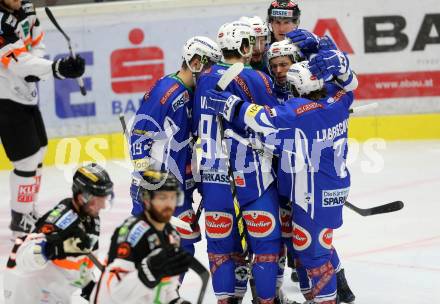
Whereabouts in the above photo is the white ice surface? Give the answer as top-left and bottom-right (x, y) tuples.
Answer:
(0, 140), (439, 303)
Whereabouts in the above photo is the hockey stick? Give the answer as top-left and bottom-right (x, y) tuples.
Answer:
(189, 256), (210, 304)
(87, 253), (105, 272)
(191, 199), (203, 231)
(345, 200), (404, 216)
(118, 114), (193, 233)
(44, 7), (87, 96)
(215, 62), (259, 303)
(349, 102), (378, 115)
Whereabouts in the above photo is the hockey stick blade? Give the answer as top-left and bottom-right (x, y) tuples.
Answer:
(45, 7), (87, 96)
(189, 256), (210, 304)
(216, 62), (244, 91)
(345, 200), (404, 216)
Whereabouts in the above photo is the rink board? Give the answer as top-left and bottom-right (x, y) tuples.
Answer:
(1, 112), (440, 170)
(1, 0), (440, 169)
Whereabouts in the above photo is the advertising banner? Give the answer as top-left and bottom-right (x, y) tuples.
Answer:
(34, 0), (440, 138)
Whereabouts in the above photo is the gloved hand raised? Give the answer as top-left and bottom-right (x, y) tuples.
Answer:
(52, 56), (85, 79)
(205, 89), (243, 122)
(309, 50), (349, 80)
(137, 246), (192, 288)
(286, 29), (320, 53)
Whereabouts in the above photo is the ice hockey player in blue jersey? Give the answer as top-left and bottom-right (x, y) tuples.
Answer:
(193, 20), (285, 304)
(129, 36), (221, 263)
(204, 60), (355, 304)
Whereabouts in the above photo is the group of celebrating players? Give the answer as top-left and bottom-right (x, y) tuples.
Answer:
(1, 0), (360, 303)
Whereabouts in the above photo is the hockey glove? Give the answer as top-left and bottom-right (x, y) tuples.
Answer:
(318, 35), (338, 51)
(286, 29), (320, 53)
(205, 89), (243, 122)
(137, 246), (192, 288)
(52, 56), (85, 79)
(43, 226), (92, 260)
(309, 50), (349, 80)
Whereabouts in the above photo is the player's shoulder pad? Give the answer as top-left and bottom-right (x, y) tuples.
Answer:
(116, 216), (152, 248)
(43, 199), (79, 231)
(155, 76), (188, 106)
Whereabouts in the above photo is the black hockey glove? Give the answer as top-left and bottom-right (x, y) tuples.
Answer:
(43, 226), (92, 260)
(137, 246), (192, 288)
(52, 56), (85, 79)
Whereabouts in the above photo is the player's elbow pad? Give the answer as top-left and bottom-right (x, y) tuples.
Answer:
(337, 69), (358, 92)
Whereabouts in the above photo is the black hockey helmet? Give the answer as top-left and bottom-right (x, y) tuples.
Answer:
(72, 163), (114, 198)
(132, 170), (183, 206)
(267, 0), (301, 23)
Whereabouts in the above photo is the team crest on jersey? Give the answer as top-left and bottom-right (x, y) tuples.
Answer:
(279, 207), (293, 238)
(292, 223), (311, 251)
(176, 210), (200, 239)
(40, 223), (55, 234)
(319, 228), (333, 249)
(55, 210), (78, 230)
(116, 242), (131, 258)
(127, 221), (150, 246)
(205, 212), (233, 239)
(242, 210), (275, 238)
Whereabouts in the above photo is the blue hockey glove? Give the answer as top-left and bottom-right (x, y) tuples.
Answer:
(309, 50), (349, 80)
(205, 89), (243, 122)
(286, 29), (320, 53)
(318, 35), (338, 51)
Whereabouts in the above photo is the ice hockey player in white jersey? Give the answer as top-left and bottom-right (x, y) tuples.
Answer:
(3, 163), (114, 304)
(91, 170), (193, 304)
(0, 0), (86, 237)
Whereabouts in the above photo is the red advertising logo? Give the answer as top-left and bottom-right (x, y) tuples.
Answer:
(176, 209), (200, 240)
(205, 211), (233, 239)
(242, 210), (275, 238)
(279, 207), (293, 238)
(319, 228), (333, 250)
(110, 28), (164, 94)
(292, 223), (311, 251)
(17, 184), (35, 203)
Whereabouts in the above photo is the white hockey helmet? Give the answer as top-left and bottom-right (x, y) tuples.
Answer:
(239, 16), (269, 37)
(217, 21), (256, 57)
(182, 36), (222, 73)
(286, 61), (324, 96)
(267, 39), (302, 62)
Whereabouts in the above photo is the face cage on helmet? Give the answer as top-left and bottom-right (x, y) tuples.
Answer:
(237, 36), (256, 58)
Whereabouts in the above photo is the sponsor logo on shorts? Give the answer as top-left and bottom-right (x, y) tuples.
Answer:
(292, 223), (311, 251)
(205, 211), (233, 239)
(322, 187), (349, 207)
(242, 210), (276, 238)
(319, 228), (333, 249)
(176, 209), (200, 239)
(279, 207), (293, 238)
